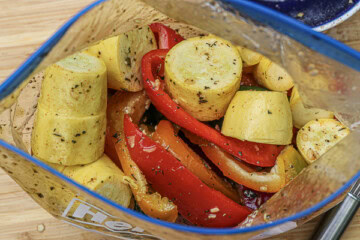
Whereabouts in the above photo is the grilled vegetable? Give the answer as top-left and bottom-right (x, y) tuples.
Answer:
(222, 91), (293, 145)
(86, 26), (157, 91)
(164, 35), (242, 121)
(290, 87), (334, 128)
(61, 154), (132, 207)
(254, 57), (294, 91)
(32, 52), (107, 165)
(297, 119), (350, 164)
(237, 46), (263, 67)
(276, 145), (308, 183)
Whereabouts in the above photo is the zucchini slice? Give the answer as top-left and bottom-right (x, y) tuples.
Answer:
(164, 35), (242, 121)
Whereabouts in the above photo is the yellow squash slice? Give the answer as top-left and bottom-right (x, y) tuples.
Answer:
(254, 57), (294, 91)
(297, 119), (350, 164)
(60, 154), (132, 207)
(277, 145), (308, 183)
(222, 91), (293, 145)
(32, 52), (107, 165)
(86, 26), (157, 91)
(237, 46), (263, 67)
(165, 35), (242, 121)
(290, 87), (334, 128)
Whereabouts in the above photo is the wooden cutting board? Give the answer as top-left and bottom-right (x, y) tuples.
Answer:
(0, 0), (359, 239)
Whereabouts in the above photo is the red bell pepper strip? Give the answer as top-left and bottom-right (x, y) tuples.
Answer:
(149, 23), (184, 49)
(182, 130), (286, 193)
(141, 49), (284, 167)
(124, 115), (251, 228)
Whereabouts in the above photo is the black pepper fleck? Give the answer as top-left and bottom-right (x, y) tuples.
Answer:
(37, 193), (44, 198)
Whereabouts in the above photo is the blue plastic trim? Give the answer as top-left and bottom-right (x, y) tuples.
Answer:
(0, 138), (359, 235)
(1, 0), (360, 235)
(221, 0), (360, 71)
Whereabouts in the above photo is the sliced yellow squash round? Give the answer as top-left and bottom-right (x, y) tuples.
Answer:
(32, 52), (107, 166)
(164, 35), (242, 121)
(38, 52), (107, 117)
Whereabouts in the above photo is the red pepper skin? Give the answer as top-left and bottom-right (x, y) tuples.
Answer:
(124, 115), (251, 227)
(142, 49), (284, 167)
(149, 23), (184, 49)
(240, 73), (262, 87)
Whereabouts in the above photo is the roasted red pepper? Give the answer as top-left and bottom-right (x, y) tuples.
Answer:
(141, 49), (284, 167)
(149, 23), (184, 49)
(124, 115), (251, 227)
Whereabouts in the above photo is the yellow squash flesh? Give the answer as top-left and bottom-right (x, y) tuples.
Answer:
(165, 35), (242, 121)
(277, 145), (308, 183)
(32, 52), (107, 165)
(254, 57), (294, 91)
(86, 26), (157, 91)
(237, 46), (263, 67)
(290, 87), (334, 128)
(60, 154), (132, 207)
(222, 91), (293, 145)
(297, 119), (350, 164)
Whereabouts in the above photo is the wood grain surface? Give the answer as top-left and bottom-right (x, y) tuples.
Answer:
(0, 0), (359, 239)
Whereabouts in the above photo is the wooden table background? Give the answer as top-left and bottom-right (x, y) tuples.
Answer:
(0, 0), (359, 239)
